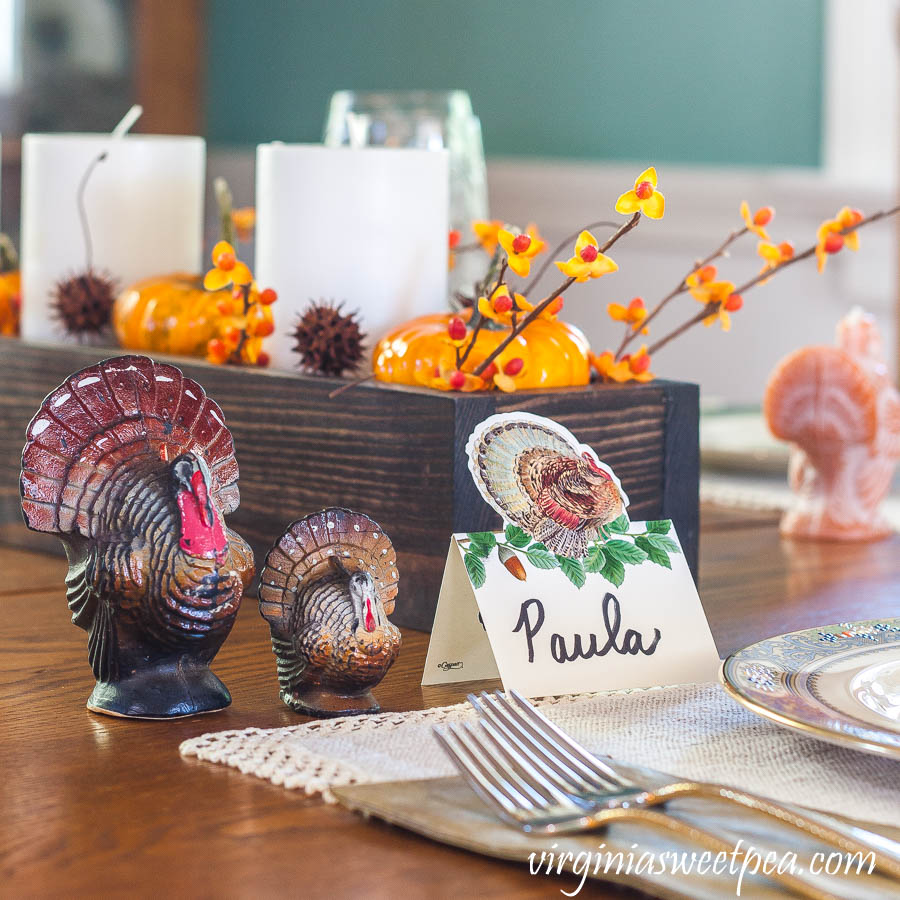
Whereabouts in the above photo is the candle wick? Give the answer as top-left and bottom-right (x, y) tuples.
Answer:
(111, 104), (143, 139)
(77, 152), (108, 271)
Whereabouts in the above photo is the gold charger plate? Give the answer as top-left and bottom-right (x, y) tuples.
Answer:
(721, 618), (900, 759)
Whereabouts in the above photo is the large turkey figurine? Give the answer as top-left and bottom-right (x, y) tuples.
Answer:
(258, 508), (401, 717)
(467, 413), (629, 558)
(20, 355), (255, 718)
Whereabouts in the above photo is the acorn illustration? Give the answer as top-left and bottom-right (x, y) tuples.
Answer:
(498, 544), (527, 581)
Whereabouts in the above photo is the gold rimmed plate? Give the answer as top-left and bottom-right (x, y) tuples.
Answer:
(720, 618), (900, 759)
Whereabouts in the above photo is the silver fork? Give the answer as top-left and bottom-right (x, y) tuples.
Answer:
(433, 717), (844, 900)
(462, 689), (900, 880)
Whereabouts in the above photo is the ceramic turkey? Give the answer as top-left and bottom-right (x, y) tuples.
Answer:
(258, 508), (401, 717)
(765, 308), (900, 540)
(467, 412), (629, 558)
(20, 355), (254, 718)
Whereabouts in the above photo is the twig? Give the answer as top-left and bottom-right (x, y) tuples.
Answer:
(329, 372), (376, 398)
(522, 219), (619, 296)
(471, 212), (642, 378)
(458, 259), (507, 369)
(646, 204), (900, 358)
(615, 225), (748, 360)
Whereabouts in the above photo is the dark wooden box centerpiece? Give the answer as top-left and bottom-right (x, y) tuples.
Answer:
(0, 338), (698, 630)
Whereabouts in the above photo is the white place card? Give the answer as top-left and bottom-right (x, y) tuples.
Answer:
(422, 520), (720, 696)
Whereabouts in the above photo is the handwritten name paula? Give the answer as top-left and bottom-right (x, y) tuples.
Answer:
(513, 593), (661, 664)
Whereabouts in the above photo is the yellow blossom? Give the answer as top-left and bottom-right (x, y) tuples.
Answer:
(555, 230), (618, 282)
(204, 241), (252, 290)
(607, 296), (647, 332)
(498, 224), (546, 277)
(472, 220), (503, 254)
(740, 202), (774, 240)
(590, 348), (654, 384)
(757, 240), (794, 282)
(615, 167), (665, 219)
(815, 207), (862, 273)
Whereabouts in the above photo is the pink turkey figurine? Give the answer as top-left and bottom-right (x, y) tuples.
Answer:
(765, 308), (900, 540)
(20, 355), (255, 718)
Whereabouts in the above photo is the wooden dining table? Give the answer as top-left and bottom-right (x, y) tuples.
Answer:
(2, 505), (899, 898)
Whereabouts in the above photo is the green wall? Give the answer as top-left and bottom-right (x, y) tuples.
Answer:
(207, 0), (824, 166)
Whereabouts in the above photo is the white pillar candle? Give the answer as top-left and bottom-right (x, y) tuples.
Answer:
(21, 132), (205, 342)
(255, 143), (449, 372)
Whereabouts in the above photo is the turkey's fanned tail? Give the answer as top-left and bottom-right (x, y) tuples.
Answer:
(258, 508), (398, 642)
(20, 355), (239, 538)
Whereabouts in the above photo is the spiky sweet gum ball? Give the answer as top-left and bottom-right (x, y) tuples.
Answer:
(292, 301), (366, 376)
(52, 270), (116, 337)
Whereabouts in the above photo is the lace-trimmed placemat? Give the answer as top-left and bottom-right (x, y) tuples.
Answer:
(179, 682), (900, 826)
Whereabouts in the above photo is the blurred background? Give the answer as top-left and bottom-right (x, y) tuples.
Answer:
(0, 0), (897, 409)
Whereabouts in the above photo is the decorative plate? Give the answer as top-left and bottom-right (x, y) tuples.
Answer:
(720, 619), (900, 759)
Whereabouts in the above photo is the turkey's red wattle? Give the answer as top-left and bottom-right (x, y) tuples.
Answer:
(364, 598), (376, 632)
(178, 470), (227, 561)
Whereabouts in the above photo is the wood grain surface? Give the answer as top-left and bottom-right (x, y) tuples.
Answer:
(0, 339), (698, 630)
(2, 507), (899, 898)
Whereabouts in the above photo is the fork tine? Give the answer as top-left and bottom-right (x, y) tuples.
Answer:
(432, 725), (526, 824)
(467, 719), (575, 808)
(469, 692), (608, 794)
(507, 689), (637, 789)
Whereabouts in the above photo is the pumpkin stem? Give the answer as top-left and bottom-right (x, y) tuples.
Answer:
(214, 177), (236, 246)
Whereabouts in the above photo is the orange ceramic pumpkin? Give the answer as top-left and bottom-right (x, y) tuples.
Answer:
(114, 273), (229, 356)
(373, 311), (591, 390)
(0, 270), (21, 336)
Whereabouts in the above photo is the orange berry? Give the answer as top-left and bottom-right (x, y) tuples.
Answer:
(824, 233), (844, 254)
(847, 208), (864, 225)
(216, 299), (233, 316)
(259, 288), (278, 305)
(546, 296), (564, 316)
(256, 351), (270, 367)
(447, 316), (467, 341)
(448, 370), (466, 390)
(215, 251), (236, 271)
(255, 319), (275, 337)
(778, 241), (795, 259)
(511, 233), (531, 254)
(503, 357), (524, 376)
(482, 362), (498, 379)
(698, 265), (717, 282)
(724, 293), (743, 312)
(629, 353), (651, 375)
(580, 245), (598, 263)
(493, 294), (513, 314)
(448, 229), (461, 249)
(635, 180), (654, 200)
(224, 325), (242, 344)
(627, 297), (645, 313)
(753, 206), (774, 226)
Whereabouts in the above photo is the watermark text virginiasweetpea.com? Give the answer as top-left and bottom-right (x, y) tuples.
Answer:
(529, 840), (876, 896)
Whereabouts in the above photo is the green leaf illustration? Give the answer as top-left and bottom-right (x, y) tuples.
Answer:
(557, 555), (586, 589)
(525, 546), (559, 569)
(646, 520), (672, 534)
(635, 536), (673, 569)
(600, 556), (625, 588)
(585, 544), (606, 574)
(504, 524), (531, 548)
(467, 532), (497, 557)
(604, 539), (648, 565)
(464, 551), (487, 588)
(643, 532), (680, 554)
(606, 514), (630, 534)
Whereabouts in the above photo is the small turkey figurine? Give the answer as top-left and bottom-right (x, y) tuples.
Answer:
(20, 355), (255, 718)
(258, 508), (401, 717)
(467, 412), (629, 558)
(765, 308), (900, 540)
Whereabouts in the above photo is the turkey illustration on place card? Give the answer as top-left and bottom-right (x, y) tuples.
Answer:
(423, 413), (720, 696)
